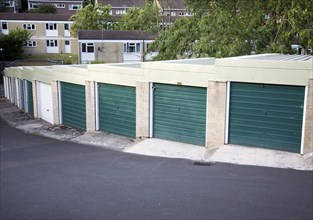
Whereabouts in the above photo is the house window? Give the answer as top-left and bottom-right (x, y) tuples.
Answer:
(29, 3), (39, 9)
(4, 1), (14, 7)
(69, 4), (80, 10)
(81, 43), (94, 53)
(116, 10), (126, 15)
(2, 22), (8, 30)
(124, 43), (141, 53)
(64, 23), (69, 30)
(46, 23), (57, 30)
(23, 24), (36, 30)
(54, 3), (65, 8)
(46, 40), (58, 47)
(24, 41), (37, 47)
(65, 40), (70, 45)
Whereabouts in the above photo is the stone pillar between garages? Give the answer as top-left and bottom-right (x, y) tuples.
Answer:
(51, 81), (60, 125)
(206, 81), (227, 148)
(136, 81), (150, 138)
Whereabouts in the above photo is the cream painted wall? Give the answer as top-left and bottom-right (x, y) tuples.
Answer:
(94, 42), (123, 63)
(5, 20), (77, 56)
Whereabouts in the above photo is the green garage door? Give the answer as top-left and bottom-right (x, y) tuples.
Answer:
(61, 82), (86, 131)
(153, 84), (207, 146)
(229, 82), (305, 153)
(26, 80), (34, 118)
(98, 83), (136, 138)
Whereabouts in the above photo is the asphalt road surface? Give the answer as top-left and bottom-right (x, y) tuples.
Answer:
(1, 119), (312, 220)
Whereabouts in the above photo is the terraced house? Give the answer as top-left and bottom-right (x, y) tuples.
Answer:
(0, 0), (191, 62)
(27, 0), (82, 14)
(78, 30), (156, 63)
(0, 12), (78, 55)
(25, 0), (189, 17)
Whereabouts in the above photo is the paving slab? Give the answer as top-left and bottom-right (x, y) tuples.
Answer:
(124, 138), (206, 160)
(72, 132), (135, 151)
(210, 145), (313, 171)
(125, 139), (313, 171)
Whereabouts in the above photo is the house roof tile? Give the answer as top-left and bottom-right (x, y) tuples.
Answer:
(0, 12), (72, 21)
(97, 0), (146, 8)
(78, 30), (155, 40)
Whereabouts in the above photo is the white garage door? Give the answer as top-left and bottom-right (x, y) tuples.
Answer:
(37, 82), (54, 124)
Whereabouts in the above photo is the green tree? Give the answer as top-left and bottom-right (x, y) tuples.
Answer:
(70, 3), (111, 37)
(256, 0), (313, 54)
(0, 29), (31, 61)
(149, 0), (313, 60)
(117, 2), (159, 34)
(82, 0), (95, 7)
(148, 16), (200, 60)
(34, 4), (57, 14)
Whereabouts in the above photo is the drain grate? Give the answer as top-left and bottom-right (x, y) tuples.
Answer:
(193, 161), (215, 166)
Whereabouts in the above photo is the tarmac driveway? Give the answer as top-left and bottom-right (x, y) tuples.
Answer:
(1, 120), (312, 220)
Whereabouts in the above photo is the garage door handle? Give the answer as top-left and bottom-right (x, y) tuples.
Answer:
(47, 109), (49, 112)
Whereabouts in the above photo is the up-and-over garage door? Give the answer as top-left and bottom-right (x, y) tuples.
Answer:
(153, 84), (207, 146)
(98, 83), (136, 138)
(61, 82), (86, 131)
(229, 82), (305, 153)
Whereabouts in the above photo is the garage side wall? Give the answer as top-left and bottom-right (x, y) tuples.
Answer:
(303, 79), (313, 154)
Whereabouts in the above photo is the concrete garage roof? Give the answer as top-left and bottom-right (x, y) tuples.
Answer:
(78, 30), (155, 41)
(4, 53), (312, 88)
(140, 53), (312, 87)
(162, 58), (216, 65)
(236, 54), (312, 62)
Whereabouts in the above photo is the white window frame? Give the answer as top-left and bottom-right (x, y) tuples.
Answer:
(116, 10), (126, 15)
(29, 3), (39, 9)
(24, 41), (37, 47)
(65, 40), (70, 46)
(23, 23), (36, 30)
(46, 23), (57, 30)
(124, 43), (141, 53)
(69, 4), (80, 10)
(64, 23), (70, 30)
(54, 3), (65, 8)
(2, 22), (8, 30)
(81, 43), (94, 53)
(5, 0), (14, 7)
(46, 40), (58, 47)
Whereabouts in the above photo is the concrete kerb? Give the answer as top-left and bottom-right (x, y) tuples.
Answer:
(1, 97), (312, 171)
